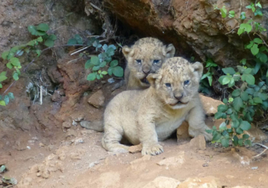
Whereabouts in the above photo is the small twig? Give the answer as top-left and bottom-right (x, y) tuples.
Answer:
(70, 46), (90, 56)
(253, 148), (267, 158)
(40, 86), (43, 105)
(255, 33), (268, 48)
(90, 3), (102, 12)
(255, 143), (268, 149)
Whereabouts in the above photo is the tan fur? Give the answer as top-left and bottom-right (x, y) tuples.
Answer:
(102, 57), (212, 155)
(122, 37), (175, 90)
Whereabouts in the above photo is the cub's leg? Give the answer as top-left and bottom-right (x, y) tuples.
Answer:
(138, 115), (164, 156)
(102, 124), (129, 153)
(186, 105), (213, 141)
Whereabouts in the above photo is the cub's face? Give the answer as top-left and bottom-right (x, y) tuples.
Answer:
(123, 38), (175, 87)
(148, 57), (203, 109)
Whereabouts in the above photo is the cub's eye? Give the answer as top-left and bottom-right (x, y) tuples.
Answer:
(165, 83), (171, 87)
(153, 59), (160, 64)
(136, 59), (142, 64)
(184, 80), (190, 85)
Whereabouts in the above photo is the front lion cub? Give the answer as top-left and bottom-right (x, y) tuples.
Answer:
(102, 57), (212, 156)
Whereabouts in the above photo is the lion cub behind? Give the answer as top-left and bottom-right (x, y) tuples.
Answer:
(102, 57), (212, 156)
(123, 37), (175, 90)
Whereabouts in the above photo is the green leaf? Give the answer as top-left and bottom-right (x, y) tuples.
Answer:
(237, 23), (252, 35)
(112, 66), (124, 77)
(219, 122), (227, 130)
(258, 93), (268, 100)
(74, 34), (83, 44)
(110, 60), (118, 67)
(214, 112), (226, 119)
(244, 68), (252, 74)
(228, 10), (235, 18)
(27, 40), (37, 46)
(251, 44), (259, 55)
(36, 49), (41, 57)
(87, 73), (97, 81)
(231, 119), (239, 128)
(256, 52), (267, 63)
(28, 25), (46, 36)
(222, 76), (231, 85)
(253, 38), (262, 44)
(233, 97), (243, 111)
(238, 138), (243, 146)
(4, 95), (9, 105)
(67, 38), (77, 45)
(221, 138), (229, 147)
(218, 104), (228, 112)
(233, 135), (239, 146)
(232, 89), (241, 97)
(253, 97), (262, 103)
(0, 72), (7, 82)
(99, 61), (107, 68)
(106, 47), (115, 56)
(108, 67), (113, 76)
(0, 84), (2, 88)
(92, 66), (100, 71)
(242, 134), (250, 139)
(242, 74), (255, 85)
(36, 23), (49, 32)
(102, 71), (108, 75)
(1, 51), (9, 60)
(0, 165), (6, 173)
(96, 74), (101, 80)
(245, 88), (254, 95)
(240, 58), (246, 65)
(240, 12), (246, 20)
(241, 92), (249, 101)
(222, 67), (236, 75)
(256, 2), (262, 8)
(240, 121), (251, 131)
(220, 6), (227, 18)
(0, 100), (6, 106)
(226, 108), (233, 115)
(85, 60), (94, 69)
(44, 39), (55, 47)
(8, 92), (14, 100)
(91, 56), (100, 66)
(13, 72), (19, 81)
(236, 128), (244, 135)
(6, 62), (13, 69)
(244, 140), (251, 146)
(10, 57), (20, 67)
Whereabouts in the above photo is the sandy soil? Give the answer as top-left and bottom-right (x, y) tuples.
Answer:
(0, 126), (267, 188)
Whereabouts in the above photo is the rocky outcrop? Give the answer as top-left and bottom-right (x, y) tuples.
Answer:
(104, 0), (268, 66)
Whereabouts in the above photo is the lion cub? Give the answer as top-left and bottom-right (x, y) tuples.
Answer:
(102, 57), (212, 155)
(122, 37), (175, 90)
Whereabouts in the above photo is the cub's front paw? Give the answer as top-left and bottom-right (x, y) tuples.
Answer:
(142, 144), (164, 156)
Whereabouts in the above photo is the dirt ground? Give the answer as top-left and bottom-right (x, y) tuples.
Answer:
(0, 123), (267, 188)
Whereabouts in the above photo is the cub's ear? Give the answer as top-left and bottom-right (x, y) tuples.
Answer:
(147, 73), (159, 88)
(192, 61), (203, 80)
(163, 44), (175, 58)
(122, 46), (135, 58)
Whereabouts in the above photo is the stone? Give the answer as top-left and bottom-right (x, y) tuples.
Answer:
(143, 176), (180, 188)
(62, 121), (72, 129)
(177, 122), (190, 140)
(157, 152), (185, 168)
(129, 144), (142, 153)
(178, 176), (219, 188)
(130, 155), (151, 165)
(189, 135), (206, 150)
(199, 95), (224, 115)
(87, 90), (105, 108)
(80, 120), (104, 132)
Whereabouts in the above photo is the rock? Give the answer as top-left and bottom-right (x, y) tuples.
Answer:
(189, 135), (206, 150)
(87, 90), (105, 108)
(199, 95), (223, 115)
(177, 122), (190, 140)
(231, 148), (254, 166)
(104, 0), (268, 67)
(62, 121), (72, 129)
(245, 125), (268, 142)
(143, 176), (180, 188)
(129, 144), (142, 153)
(130, 155), (151, 165)
(178, 176), (219, 188)
(80, 120), (104, 132)
(157, 152), (184, 168)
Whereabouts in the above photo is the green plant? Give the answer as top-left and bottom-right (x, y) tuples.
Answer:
(200, 59), (218, 95)
(0, 23), (56, 106)
(208, 2), (267, 147)
(68, 36), (124, 81)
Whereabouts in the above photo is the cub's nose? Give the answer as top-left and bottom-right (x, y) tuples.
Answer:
(142, 66), (150, 74)
(174, 94), (183, 101)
